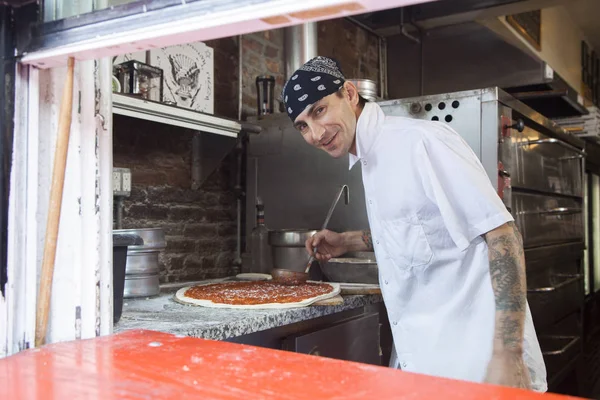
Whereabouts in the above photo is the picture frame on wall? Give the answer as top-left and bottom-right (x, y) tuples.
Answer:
(150, 42), (214, 114)
(506, 10), (542, 52)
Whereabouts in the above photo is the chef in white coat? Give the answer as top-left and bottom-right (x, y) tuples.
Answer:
(281, 56), (547, 391)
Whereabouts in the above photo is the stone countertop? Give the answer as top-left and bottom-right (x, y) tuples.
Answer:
(114, 280), (383, 341)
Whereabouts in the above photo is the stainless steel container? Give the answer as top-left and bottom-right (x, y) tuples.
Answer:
(348, 79), (378, 102)
(319, 252), (379, 284)
(268, 229), (317, 272)
(114, 228), (166, 298)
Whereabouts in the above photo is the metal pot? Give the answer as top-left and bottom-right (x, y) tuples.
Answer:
(114, 228), (165, 298)
(319, 251), (379, 284)
(123, 274), (161, 298)
(268, 229), (317, 273)
(115, 228), (166, 251)
(348, 79), (378, 102)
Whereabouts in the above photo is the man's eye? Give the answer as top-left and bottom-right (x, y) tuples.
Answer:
(315, 107), (325, 116)
(299, 124), (308, 133)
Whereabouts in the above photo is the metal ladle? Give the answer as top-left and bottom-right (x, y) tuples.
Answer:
(272, 185), (350, 285)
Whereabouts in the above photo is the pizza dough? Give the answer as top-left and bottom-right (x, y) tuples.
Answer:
(174, 281), (340, 309)
(235, 273), (272, 281)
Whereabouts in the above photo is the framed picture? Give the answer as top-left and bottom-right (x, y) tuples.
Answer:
(506, 10), (541, 51)
(150, 42), (214, 114)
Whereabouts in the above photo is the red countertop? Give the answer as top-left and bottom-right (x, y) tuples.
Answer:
(0, 330), (583, 399)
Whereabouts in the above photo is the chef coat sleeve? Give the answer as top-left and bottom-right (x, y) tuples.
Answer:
(416, 123), (514, 251)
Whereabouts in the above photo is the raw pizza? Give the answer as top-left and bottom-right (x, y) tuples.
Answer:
(174, 281), (340, 309)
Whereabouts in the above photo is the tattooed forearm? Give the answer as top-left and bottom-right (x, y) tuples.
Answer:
(484, 222), (527, 352)
(361, 230), (374, 251)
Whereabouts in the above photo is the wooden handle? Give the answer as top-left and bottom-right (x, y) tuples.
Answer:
(35, 57), (75, 347)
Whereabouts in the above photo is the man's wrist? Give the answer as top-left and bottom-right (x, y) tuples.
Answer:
(492, 345), (524, 357)
(341, 231), (371, 252)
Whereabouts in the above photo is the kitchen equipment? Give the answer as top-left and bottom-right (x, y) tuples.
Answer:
(113, 232), (143, 324)
(272, 185), (349, 284)
(256, 75), (275, 116)
(36, 57), (75, 348)
(250, 197), (272, 273)
(319, 252), (379, 285)
(539, 335), (581, 384)
(348, 79), (378, 102)
(114, 228), (165, 298)
(114, 60), (163, 102)
(338, 283), (381, 295)
(269, 229), (318, 270)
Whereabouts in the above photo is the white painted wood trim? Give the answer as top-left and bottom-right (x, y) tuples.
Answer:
(97, 57), (114, 336)
(2, 58), (113, 356)
(21, 0), (435, 69)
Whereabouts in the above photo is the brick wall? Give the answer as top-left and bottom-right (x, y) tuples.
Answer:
(240, 29), (286, 117)
(113, 115), (238, 283)
(318, 19), (380, 84)
(114, 20), (380, 284)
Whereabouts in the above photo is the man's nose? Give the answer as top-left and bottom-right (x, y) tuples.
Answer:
(311, 125), (326, 145)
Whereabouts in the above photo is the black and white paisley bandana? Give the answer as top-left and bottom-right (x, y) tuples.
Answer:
(282, 56), (346, 122)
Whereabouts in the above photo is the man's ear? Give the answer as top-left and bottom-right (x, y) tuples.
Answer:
(343, 81), (360, 106)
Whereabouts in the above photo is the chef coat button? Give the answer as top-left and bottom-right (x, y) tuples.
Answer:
(402, 362), (407, 368)
(384, 280), (389, 285)
(369, 199), (373, 205)
(393, 321), (397, 325)
(376, 239), (379, 244)
(362, 160), (367, 166)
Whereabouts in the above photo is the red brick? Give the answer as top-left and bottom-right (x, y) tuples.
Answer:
(265, 59), (280, 74)
(183, 223), (218, 237)
(166, 254), (186, 271)
(183, 254), (204, 270)
(243, 36), (264, 53)
(168, 206), (206, 221)
(217, 223), (236, 237)
(265, 45), (279, 58)
(165, 237), (197, 253)
(125, 204), (169, 220)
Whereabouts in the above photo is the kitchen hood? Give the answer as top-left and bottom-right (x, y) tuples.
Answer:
(502, 63), (589, 118)
(382, 19), (589, 119)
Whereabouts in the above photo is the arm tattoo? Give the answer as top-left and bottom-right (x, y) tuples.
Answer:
(484, 222), (527, 351)
(361, 230), (373, 251)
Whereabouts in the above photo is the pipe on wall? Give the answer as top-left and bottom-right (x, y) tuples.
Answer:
(284, 23), (318, 77)
(234, 34), (244, 270)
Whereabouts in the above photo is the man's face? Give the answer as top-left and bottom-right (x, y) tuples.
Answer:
(292, 83), (360, 158)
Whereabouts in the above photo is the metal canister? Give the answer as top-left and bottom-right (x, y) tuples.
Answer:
(268, 229), (318, 272)
(256, 75), (276, 116)
(114, 228), (166, 298)
(348, 79), (379, 102)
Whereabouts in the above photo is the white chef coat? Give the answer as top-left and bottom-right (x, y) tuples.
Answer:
(349, 102), (547, 392)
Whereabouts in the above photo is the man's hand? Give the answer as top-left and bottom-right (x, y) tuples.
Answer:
(484, 351), (531, 389)
(484, 221), (531, 389)
(305, 230), (348, 261)
(305, 230), (373, 261)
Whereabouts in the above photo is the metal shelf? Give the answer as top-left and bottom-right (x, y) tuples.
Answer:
(112, 93), (241, 138)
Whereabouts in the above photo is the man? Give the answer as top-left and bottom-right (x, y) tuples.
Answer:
(282, 56), (547, 391)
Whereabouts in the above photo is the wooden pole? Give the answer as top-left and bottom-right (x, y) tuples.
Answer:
(35, 57), (76, 347)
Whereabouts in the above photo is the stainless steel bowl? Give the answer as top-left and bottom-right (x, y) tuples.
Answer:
(319, 251), (379, 284)
(268, 229), (318, 247)
(268, 229), (318, 273)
